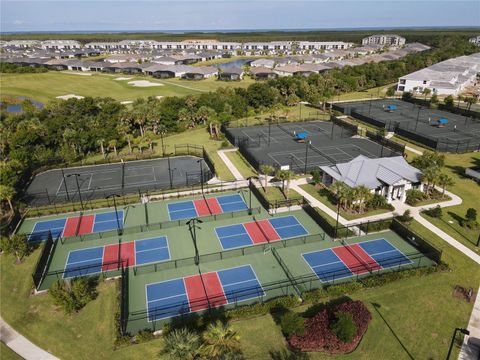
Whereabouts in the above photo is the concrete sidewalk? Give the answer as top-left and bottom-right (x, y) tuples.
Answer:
(217, 149), (245, 181)
(459, 287), (480, 360)
(1, 316), (59, 360)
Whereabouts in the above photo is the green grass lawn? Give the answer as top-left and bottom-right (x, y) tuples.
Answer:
(258, 185), (302, 203)
(418, 152), (480, 251)
(224, 150), (257, 179)
(0, 342), (22, 360)
(335, 83), (396, 102)
(0, 71), (255, 104)
(299, 183), (393, 221)
(232, 104), (330, 128)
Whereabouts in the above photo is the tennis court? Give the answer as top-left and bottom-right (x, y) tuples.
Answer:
(167, 194), (248, 221)
(146, 264), (264, 321)
(29, 210), (124, 242)
(25, 156), (213, 206)
(215, 215), (309, 250)
(334, 99), (480, 152)
(225, 120), (400, 172)
(63, 236), (170, 278)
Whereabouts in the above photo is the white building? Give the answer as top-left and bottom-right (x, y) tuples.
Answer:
(41, 40), (81, 50)
(362, 34), (406, 47)
(319, 155), (422, 204)
(397, 53), (480, 95)
(469, 36), (480, 46)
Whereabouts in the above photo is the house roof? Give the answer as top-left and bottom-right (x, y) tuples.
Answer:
(319, 155), (422, 189)
(220, 67), (243, 75)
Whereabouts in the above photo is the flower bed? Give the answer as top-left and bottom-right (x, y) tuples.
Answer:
(288, 300), (371, 353)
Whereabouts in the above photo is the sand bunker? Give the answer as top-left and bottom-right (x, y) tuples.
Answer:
(63, 72), (92, 76)
(156, 96), (164, 100)
(56, 94), (85, 100)
(127, 80), (163, 87)
(120, 101), (133, 105)
(114, 77), (132, 81)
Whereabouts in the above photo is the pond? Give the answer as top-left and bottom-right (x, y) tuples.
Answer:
(216, 58), (254, 70)
(0, 96), (44, 113)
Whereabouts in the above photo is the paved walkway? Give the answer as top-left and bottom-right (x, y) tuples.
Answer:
(0, 316), (59, 360)
(459, 287), (480, 360)
(217, 149), (245, 181)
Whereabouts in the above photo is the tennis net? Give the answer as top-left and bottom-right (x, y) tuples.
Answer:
(340, 239), (372, 273)
(277, 123), (295, 137)
(309, 145), (338, 164)
(271, 247), (303, 297)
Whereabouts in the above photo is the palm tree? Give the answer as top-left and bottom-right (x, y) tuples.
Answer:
(124, 134), (134, 154)
(159, 328), (201, 360)
(330, 181), (347, 208)
(259, 164), (274, 192)
(97, 138), (106, 159)
(202, 321), (241, 359)
(275, 170), (295, 199)
(108, 139), (118, 157)
(422, 88), (431, 101)
(421, 166), (440, 197)
(438, 173), (454, 197)
(456, 94), (464, 109)
(465, 96), (478, 111)
(355, 185), (373, 213)
(0, 184), (15, 213)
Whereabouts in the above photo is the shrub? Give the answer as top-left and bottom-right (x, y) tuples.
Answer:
(221, 140), (230, 149)
(366, 194), (389, 210)
(330, 311), (356, 343)
(405, 189), (424, 205)
(49, 277), (97, 314)
(0, 234), (30, 263)
(136, 329), (155, 343)
(279, 311), (305, 336)
(397, 209), (413, 224)
(427, 205), (442, 218)
(310, 170), (322, 185)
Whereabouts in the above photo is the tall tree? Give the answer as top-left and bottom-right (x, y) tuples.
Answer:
(275, 169), (295, 199)
(0, 234), (29, 264)
(438, 173), (454, 197)
(259, 164), (275, 192)
(202, 321), (241, 359)
(0, 184), (15, 213)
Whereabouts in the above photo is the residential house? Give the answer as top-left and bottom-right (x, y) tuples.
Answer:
(218, 67), (244, 81)
(319, 155), (422, 203)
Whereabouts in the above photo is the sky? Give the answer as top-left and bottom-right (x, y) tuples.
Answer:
(1, 0), (479, 33)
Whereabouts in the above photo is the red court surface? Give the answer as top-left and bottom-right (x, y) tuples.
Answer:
(244, 220), (280, 244)
(205, 198), (223, 215)
(333, 246), (371, 275)
(349, 244), (382, 271)
(201, 272), (227, 308)
(185, 275), (209, 311)
(194, 199), (211, 217)
(63, 215), (95, 237)
(102, 242), (135, 271)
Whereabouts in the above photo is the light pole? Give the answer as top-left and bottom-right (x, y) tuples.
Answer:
(368, 94), (373, 115)
(61, 168), (70, 202)
(446, 328), (469, 360)
(415, 106), (422, 130)
(197, 158), (205, 195)
(268, 117), (272, 146)
(186, 218), (203, 265)
(299, 101), (309, 122)
(304, 140), (311, 174)
(167, 157), (176, 189)
(106, 194), (122, 235)
(247, 176), (259, 215)
(159, 126), (166, 157)
(66, 173), (84, 211)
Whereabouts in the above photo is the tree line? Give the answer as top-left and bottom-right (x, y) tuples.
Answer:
(0, 35), (476, 215)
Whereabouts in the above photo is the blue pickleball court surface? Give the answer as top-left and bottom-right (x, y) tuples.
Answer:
(167, 201), (198, 221)
(29, 218), (66, 242)
(358, 239), (412, 269)
(215, 224), (253, 249)
(146, 278), (190, 321)
(303, 249), (353, 283)
(269, 216), (308, 239)
(217, 265), (265, 303)
(64, 246), (104, 278)
(135, 236), (170, 265)
(216, 194), (248, 213)
(92, 210), (124, 232)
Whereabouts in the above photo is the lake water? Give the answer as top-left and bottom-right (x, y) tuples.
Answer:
(1, 96), (44, 113)
(216, 58), (254, 69)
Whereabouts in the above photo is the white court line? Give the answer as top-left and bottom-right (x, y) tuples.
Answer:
(87, 173), (93, 190)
